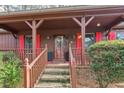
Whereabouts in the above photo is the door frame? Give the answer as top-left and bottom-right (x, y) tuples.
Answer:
(53, 34), (68, 60)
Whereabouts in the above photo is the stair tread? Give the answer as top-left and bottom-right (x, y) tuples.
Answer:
(40, 77), (70, 81)
(39, 78), (70, 83)
(44, 71), (69, 75)
(47, 66), (69, 69)
(47, 63), (69, 67)
(35, 63), (70, 88)
(35, 82), (71, 88)
(44, 68), (69, 72)
(41, 75), (70, 80)
(41, 74), (69, 79)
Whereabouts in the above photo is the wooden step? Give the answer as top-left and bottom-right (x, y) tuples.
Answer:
(44, 71), (69, 75)
(40, 75), (70, 83)
(35, 82), (71, 88)
(44, 68), (69, 73)
(47, 63), (69, 68)
(41, 74), (70, 79)
(39, 78), (70, 83)
(35, 63), (71, 88)
(51, 59), (66, 64)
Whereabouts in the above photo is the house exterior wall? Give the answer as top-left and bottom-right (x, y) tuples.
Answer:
(39, 28), (80, 60)
(0, 33), (17, 50)
(0, 28), (121, 59)
(0, 30), (119, 50)
(17, 28), (80, 49)
(39, 28), (80, 51)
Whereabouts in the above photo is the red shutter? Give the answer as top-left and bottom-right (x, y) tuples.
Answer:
(109, 32), (116, 40)
(36, 34), (40, 48)
(96, 32), (102, 42)
(76, 33), (81, 48)
(19, 35), (24, 49)
(36, 34), (41, 55)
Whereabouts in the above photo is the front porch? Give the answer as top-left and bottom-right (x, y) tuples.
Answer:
(0, 6), (124, 88)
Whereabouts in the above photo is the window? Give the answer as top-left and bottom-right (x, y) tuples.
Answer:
(25, 35), (32, 48)
(85, 33), (95, 48)
(116, 32), (124, 40)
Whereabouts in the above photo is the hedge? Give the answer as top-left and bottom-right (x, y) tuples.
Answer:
(87, 40), (124, 87)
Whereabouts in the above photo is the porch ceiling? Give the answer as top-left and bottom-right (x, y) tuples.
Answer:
(0, 6), (124, 34)
(0, 14), (121, 34)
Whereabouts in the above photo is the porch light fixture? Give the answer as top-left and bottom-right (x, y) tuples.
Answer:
(97, 23), (101, 27)
(47, 36), (50, 40)
(78, 35), (82, 39)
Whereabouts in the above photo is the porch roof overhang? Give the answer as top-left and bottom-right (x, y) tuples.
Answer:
(0, 5), (124, 34)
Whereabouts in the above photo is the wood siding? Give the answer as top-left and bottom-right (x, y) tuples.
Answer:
(0, 33), (17, 50)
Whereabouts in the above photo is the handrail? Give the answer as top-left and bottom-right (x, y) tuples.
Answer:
(24, 44), (48, 88)
(30, 47), (47, 68)
(69, 43), (77, 88)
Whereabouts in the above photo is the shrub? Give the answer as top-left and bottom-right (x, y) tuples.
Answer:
(0, 52), (22, 88)
(87, 40), (124, 88)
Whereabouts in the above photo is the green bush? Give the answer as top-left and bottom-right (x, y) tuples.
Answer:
(0, 52), (22, 88)
(87, 40), (124, 88)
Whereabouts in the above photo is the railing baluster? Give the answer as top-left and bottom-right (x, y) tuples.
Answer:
(69, 43), (91, 88)
(24, 45), (48, 88)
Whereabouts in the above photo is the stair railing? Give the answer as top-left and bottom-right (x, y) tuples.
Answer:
(69, 43), (77, 88)
(0, 48), (42, 63)
(24, 44), (48, 88)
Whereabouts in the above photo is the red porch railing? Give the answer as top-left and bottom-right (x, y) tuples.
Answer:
(24, 45), (48, 88)
(0, 48), (42, 63)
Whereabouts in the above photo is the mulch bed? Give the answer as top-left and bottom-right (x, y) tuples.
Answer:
(76, 66), (124, 88)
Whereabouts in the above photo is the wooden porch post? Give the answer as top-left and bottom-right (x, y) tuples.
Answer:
(81, 17), (86, 65)
(32, 20), (37, 59)
(25, 20), (44, 59)
(72, 16), (94, 65)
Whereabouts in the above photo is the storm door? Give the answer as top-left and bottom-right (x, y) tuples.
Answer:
(54, 36), (68, 59)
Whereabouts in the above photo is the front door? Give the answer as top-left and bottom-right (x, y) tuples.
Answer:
(54, 36), (68, 60)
